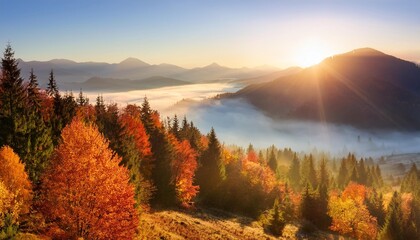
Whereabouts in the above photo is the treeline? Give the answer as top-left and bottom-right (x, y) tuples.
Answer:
(1, 44), (419, 239)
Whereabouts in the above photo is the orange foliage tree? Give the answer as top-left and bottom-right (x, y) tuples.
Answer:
(242, 155), (276, 194)
(39, 118), (138, 239)
(170, 137), (199, 207)
(328, 182), (377, 240)
(0, 146), (32, 215)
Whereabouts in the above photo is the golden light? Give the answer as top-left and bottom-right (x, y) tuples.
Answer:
(295, 39), (333, 67)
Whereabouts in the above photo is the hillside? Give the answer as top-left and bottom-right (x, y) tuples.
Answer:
(65, 76), (191, 92)
(230, 48), (420, 130)
(137, 209), (338, 240)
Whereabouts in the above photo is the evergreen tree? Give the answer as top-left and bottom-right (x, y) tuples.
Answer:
(196, 128), (224, 206)
(301, 155), (317, 189)
(268, 147), (277, 173)
(337, 158), (348, 188)
(288, 153), (301, 191)
(379, 191), (404, 240)
(358, 158), (367, 185)
(317, 158), (331, 229)
(266, 198), (286, 236)
(25, 69), (54, 183)
(46, 69), (58, 96)
(140, 97), (154, 134)
(300, 184), (318, 225)
(171, 114), (180, 139)
(0, 44), (28, 153)
(77, 88), (88, 106)
(27, 68), (41, 110)
(366, 188), (386, 227)
(401, 164), (419, 196)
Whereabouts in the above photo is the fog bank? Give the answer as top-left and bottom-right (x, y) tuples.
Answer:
(84, 83), (420, 158)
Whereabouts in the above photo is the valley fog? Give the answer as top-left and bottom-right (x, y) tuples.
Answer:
(85, 83), (420, 158)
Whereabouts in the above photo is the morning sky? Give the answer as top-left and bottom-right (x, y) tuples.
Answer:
(1, 0), (419, 68)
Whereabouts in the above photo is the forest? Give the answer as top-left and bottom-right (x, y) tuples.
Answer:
(1, 44), (420, 240)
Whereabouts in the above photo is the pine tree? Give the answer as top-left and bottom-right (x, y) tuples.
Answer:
(268, 147), (277, 173)
(317, 158), (331, 229)
(300, 183), (318, 224)
(379, 191), (404, 240)
(358, 158), (367, 185)
(288, 153), (301, 190)
(171, 114), (180, 139)
(77, 88), (88, 106)
(46, 69), (58, 97)
(196, 128), (224, 206)
(140, 97), (154, 134)
(401, 164), (419, 196)
(366, 188), (386, 227)
(27, 68), (41, 110)
(266, 198), (286, 236)
(337, 158), (348, 188)
(24, 69), (54, 183)
(301, 155), (317, 189)
(0, 44), (32, 172)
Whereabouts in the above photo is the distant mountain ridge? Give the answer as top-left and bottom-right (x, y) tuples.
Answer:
(17, 58), (280, 89)
(228, 48), (420, 130)
(63, 76), (190, 92)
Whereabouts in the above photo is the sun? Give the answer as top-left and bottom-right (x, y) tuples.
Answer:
(296, 40), (332, 67)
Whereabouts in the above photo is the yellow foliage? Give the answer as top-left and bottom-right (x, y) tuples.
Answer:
(0, 146), (32, 215)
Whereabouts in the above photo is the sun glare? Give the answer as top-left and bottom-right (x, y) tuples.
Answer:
(296, 40), (332, 67)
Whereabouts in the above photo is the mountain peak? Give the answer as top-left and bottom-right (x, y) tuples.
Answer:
(119, 57), (149, 67)
(347, 48), (387, 57)
(205, 62), (223, 68)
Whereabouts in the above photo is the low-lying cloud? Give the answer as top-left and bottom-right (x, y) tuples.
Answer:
(85, 83), (420, 158)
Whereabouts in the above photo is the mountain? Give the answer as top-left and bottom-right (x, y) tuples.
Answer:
(229, 48), (420, 130)
(230, 66), (302, 85)
(64, 76), (191, 92)
(17, 58), (279, 89)
(173, 63), (281, 82)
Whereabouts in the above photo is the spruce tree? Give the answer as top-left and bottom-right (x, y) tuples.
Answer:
(337, 158), (348, 188)
(196, 128), (224, 206)
(266, 198), (286, 236)
(171, 114), (180, 139)
(0, 44), (33, 174)
(288, 153), (301, 190)
(268, 147), (277, 173)
(25, 69), (54, 183)
(379, 191), (404, 240)
(46, 69), (58, 96)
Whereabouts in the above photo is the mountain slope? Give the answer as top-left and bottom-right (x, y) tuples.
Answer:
(65, 76), (191, 92)
(229, 48), (420, 130)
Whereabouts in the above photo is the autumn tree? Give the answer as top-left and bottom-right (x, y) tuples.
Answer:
(39, 119), (138, 239)
(328, 183), (378, 239)
(0, 146), (33, 238)
(170, 137), (199, 207)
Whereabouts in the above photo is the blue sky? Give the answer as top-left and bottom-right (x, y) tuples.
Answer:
(1, 0), (419, 68)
